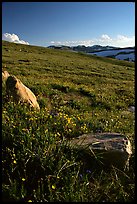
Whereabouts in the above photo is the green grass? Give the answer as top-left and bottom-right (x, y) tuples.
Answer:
(2, 40), (135, 202)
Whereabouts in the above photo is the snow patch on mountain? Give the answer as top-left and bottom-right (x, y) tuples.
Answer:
(88, 48), (135, 62)
(90, 49), (134, 57)
(115, 53), (135, 61)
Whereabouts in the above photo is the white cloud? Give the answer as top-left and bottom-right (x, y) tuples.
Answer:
(50, 39), (94, 47)
(97, 34), (112, 44)
(101, 34), (112, 40)
(2, 33), (29, 45)
(117, 35), (131, 41)
(112, 35), (135, 47)
(50, 34), (135, 48)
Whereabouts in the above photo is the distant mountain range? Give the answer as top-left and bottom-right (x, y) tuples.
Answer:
(48, 45), (135, 62)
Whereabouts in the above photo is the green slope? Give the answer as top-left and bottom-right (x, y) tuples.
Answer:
(2, 40), (135, 202)
(2, 40), (134, 128)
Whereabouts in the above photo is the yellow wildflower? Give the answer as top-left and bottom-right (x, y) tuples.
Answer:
(13, 160), (17, 164)
(22, 178), (25, 181)
(29, 118), (34, 121)
(28, 200), (32, 202)
(67, 118), (71, 124)
(52, 185), (56, 190)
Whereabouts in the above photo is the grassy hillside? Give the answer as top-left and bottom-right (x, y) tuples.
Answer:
(2, 41), (135, 202)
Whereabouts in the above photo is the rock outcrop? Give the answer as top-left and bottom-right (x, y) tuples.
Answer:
(69, 133), (132, 170)
(6, 75), (40, 110)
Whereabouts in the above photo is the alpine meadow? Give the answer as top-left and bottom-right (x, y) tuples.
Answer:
(2, 40), (135, 202)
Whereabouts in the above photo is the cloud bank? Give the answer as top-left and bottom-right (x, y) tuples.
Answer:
(2, 33), (29, 45)
(50, 34), (135, 48)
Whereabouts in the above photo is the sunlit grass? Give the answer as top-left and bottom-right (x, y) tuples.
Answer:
(2, 41), (135, 202)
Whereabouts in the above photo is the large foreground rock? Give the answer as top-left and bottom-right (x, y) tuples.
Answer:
(69, 133), (132, 170)
(6, 75), (40, 111)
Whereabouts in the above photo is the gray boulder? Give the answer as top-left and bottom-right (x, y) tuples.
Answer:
(69, 133), (132, 170)
(128, 106), (135, 113)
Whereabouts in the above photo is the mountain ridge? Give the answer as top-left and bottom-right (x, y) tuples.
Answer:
(48, 44), (135, 62)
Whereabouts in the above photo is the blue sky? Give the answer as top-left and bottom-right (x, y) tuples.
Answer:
(2, 2), (135, 47)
